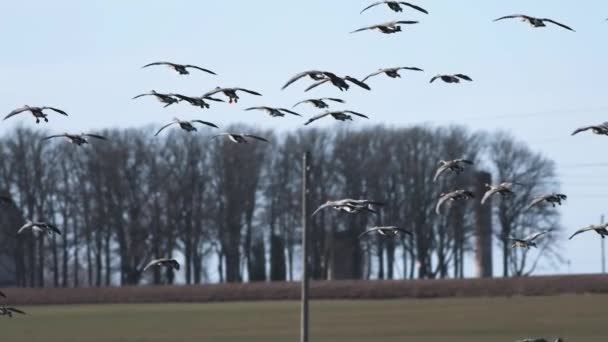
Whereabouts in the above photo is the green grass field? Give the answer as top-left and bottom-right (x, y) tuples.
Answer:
(1, 295), (606, 342)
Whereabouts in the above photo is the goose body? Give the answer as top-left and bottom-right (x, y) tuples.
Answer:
(304, 110), (369, 126)
(359, 226), (412, 239)
(143, 258), (180, 271)
(172, 94), (224, 109)
(133, 91), (179, 107)
(312, 199), (384, 216)
(4, 105), (68, 124)
(142, 62), (216, 75)
(433, 158), (474, 182)
(43, 133), (107, 146)
(481, 182), (518, 204)
(17, 220), (61, 236)
(155, 118), (218, 136)
(351, 20), (419, 34)
(436, 190), (475, 214)
(305, 74), (371, 92)
(293, 98), (345, 109)
(510, 230), (550, 248)
(245, 106), (302, 117)
(211, 133), (270, 144)
(202, 87), (262, 104)
(527, 193), (567, 209)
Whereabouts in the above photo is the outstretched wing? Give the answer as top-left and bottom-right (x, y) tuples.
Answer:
(244, 134), (270, 143)
(282, 71), (324, 90)
(154, 122), (177, 136)
(456, 159), (474, 165)
(142, 62), (174, 68)
(17, 222), (33, 234)
(132, 93), (151, 100)
(435, 194), (451, 215)
(46, 224), (62, 235)
(358, 227), (381, 238)
(192, 120), (219, 129)
(399, 2), (429, 14)
(433, 165), (449, 182)
(184, 65), (217, 75)
(42, 107), (68, 116)
(143, 259), (163, 271)
(235, 88), (262, 96)
(525, 230), (549, 242)
(350, 25), (375, 34)
(527, 196), (548, 210)
(493, 14), (526, 22)
(42, 134), (67, 141)
(312, 203), (333, 216)
(4, 107), (30, 120)
(542, 18), (575, 32)
(343, 111), (369, 119)
(7, 308), (26, 315)
(344, 76), (371, 90)
(569, 226), (595, 240)
(201, 88), (225, 97)
(278, 108), (302, 117)
(454, 74), (473, 81)
(362, 70), (387, 82)
(429, 75), (441, 83)
(83, 134), (108, 141)
(304, 112), (331, 126)
(323, 98), (345, 104)
(360, 2), (384, 14)
(571, 126), (597, 136)
(305, 79), (331, 92)
(481, 189), (498, 205)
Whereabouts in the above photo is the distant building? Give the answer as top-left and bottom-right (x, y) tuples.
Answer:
(474, 171), (493, 278)
(0, 196), (20, 286)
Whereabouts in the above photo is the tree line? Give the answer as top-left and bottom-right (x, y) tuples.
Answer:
(0, 124), (562, 287)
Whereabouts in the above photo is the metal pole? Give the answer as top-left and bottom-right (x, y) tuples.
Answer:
(602, 215), (606, 274)
(300, 151), (310, 342)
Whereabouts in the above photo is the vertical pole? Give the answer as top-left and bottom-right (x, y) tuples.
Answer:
(301, 151), (310, 342)
(602, 215), (606, 274)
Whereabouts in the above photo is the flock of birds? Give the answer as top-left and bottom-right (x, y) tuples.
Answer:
(0, 1), (605, 340)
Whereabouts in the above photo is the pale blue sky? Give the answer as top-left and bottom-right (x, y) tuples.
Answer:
(1, 0), (607, 276)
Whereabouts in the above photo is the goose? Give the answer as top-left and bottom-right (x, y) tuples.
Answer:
(142, 62), (216, 75)
(304, 110), (369, 126)
(362, 66), (424, 82)
(133, 91), (179, 108)
(571, 122), (608, 136)
(42, 133), (107, 146)
(527, 193), (567, 210)
(305, 75), (371, 92)
(433, 159), (474, 182)
(350, 20), (419, 34)
(211, 133), (270, 144)
(516, 339), (548, 342)
(171, 94), (224, 109)
(4, 105), (68, 124)
(510, 230), (551, 248)
(281, 70), (333, 90)
(0, 306), (26, 318)
(293, 98), (345, 109)
(494, 15), (575, 32)
(155, 118), (218, 136)
(245, 106), (302, 117)
(359, 226), (412, 239)
(569, 223), (608, 240)
(360, 1), (428, 15)
(312, 199), (384, 216)
(481, 182), (519, 205)
(17, 220), (61, 236)
(436, 190), (475, 215)
(430, 74), (473, 84)
(202, 87), (262, 104)
(143, 258), (180, 271)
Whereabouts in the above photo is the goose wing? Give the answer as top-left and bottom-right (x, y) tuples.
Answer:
(7, 307), (26, 315)
(278, 108), (302, 116)
(435, 193), (453, 215)
(571, 125), (597, 136)
(542, 18), (575, 32)
(42, 134), (68, 141)
(455, 159), (474, 165)
(282, 71), (326, 90)
(304, 112), (331, 126)
(527, 195), (548, 210)
(344, 77), (371, 90)
(144, 258), (166, 271)
(46, 223), (62, 235)
(360, 2), (384, 14)
(210, 133), (232, 141)
(343, 111), (369, 119)
(399, 2), (429, 14)
(41, 107), (68, 116)
(398, 66), (424, 72)
(192, 120), (219, 129)
(234, 88), (262, 96)
(392, 20), (419, 25)
(304, 79), (331, 92)
(17, 222), (33, 234)
(312, 202), (334, 216)
(358, 227), (382, 238)
(142, 62), (175, 68)
(244, 134), (270, 143)
(292, 100), (311, 108)
(244, 106), (269, 112)
(154, 122), (178, 136)
(454, 74), (472, 81)
(83, 134), (108, 141)
(493, 14), (528, 22)
(362, 69), (388, 82)
(201, 88), (225, 97)
(433, 164), (450, 182)
(323, 98), (345, 104)
(429, 75), (442, 83)
(4, 107), (31, 120)
(202, 95), (224, 102)
(350, 25), (376, 33)
(569, 226), (596, 240)
(525, 230), (549, 242)
(481, 188), (498, 205)
(184, 65), (217, 75)
(132, 93), (152, 100)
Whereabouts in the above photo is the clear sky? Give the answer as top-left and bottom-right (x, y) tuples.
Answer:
(1, 0), (607, 276)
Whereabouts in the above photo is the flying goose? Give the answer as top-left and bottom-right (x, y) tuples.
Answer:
(436, 190), (475, 215)
(4, 105), (68, 124)
(481, 182), (519, 205)
(305, 75), (371, 92)
(360, 1), (428, 15)
(155, 118), (218, 136)
(142, 62), (217, 75)
(0, 306), (26, 318)
(510, 230), (551, 248)
(430, 74), (473, 84)
(245, 106), (302, 117)
(312, 199), (384, 216)
(17, 220), (61, 236)
(494, 15), (575, 32)
(143, 258), (180, 272)
(293, 98), (345, 109)
(202, 87), (262, 104)
(133, 91), (179, 107)
(433, 159), (474, 182)
(171, 94), (224, 109)
(281, 70), (333, 90)
(351, 20), (419, 34)
(211, 133), (270, 144)
(42, 133), (107, 146)
(571, 122), (608, 136)
(569, 223), (608, 240)
(516, 339), (549, 342)
(359, 226), (412, 239)
(362, 66), (424, 82)
(304, 110), (369, 126)
(527, 193), (567, 210)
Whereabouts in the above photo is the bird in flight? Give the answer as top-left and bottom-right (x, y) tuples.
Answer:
(361, 66), (424, 82)
(359, 226), (412, 239)
(436, 190), (475, 215)
(42, 133), (107, 146)
(18, 220), (61, 236)
(155, 118), (218, 136)
(143, 258), (180, 272)
(202, 87), (262, 104)
(569, 223), (608, 240)
(133, 91), (179, 108)
(494, 15), (575, 32)
(312, 199), (384, 216)
(304, 110), (369, 126)
(351, 20), (419, 34)
(430, 74), (473, 84)
(4, 105), (68, 124)
(245, 106), (302, 117)
(293, 98), (345, 109)
(360, 1), (428, 15)
(481, 182), (519, 205)
(211, 133), (270, 144)
(433, 159), (474, 182)
(527, 193), (567, 210)
(510, 230), (551, 249)
(0, 306), (26, 318)
(571, 122), (608, 136)
(305, 75), (371, 92)
(142, 62), (217, 76)
(171, 94), (224, 109)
